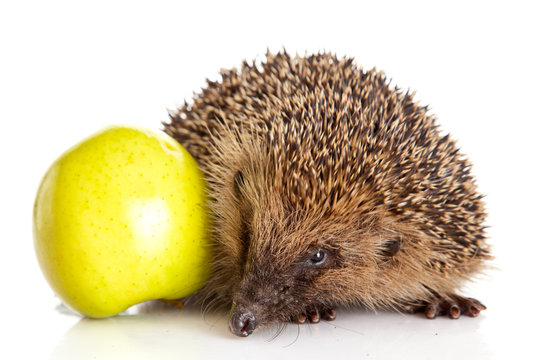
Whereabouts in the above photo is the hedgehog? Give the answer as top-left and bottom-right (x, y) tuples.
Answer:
(163, 51), (490, 337)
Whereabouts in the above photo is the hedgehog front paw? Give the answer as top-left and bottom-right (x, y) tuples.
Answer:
(291, 307), (336, 324)
(406, 295), (486, 319)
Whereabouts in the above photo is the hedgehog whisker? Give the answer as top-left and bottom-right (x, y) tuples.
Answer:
(282, 323), (300, 348)
(267, 321), (287, 342)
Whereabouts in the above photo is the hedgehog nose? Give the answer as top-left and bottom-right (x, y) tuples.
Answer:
(229, 308), (257, 337)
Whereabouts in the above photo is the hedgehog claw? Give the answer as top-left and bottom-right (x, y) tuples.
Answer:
(322, 308), (337, 321)
(449, 304), (461, 319)
(425, 304), (437, 319)
(293, 313), (307, 324)
(292, 307), (335, 324)
(308, 309), (320, 323)
(408, 295), (486, 319)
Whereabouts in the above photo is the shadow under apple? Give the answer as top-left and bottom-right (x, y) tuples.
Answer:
(49, 300), (231, 360)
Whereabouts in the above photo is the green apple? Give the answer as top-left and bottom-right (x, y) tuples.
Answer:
(33, 126), (211, 318)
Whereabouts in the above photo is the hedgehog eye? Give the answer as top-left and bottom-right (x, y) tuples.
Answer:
(233, 170), (245, 196)
(239, 219), (251, 264)
(307, 249), (327, 266)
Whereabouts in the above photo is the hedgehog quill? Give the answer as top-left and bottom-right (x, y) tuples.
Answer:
(164, 51), (490, 337)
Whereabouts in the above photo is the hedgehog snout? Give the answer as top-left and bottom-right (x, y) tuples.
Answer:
(229, 305), (257, 337)
(228, 282), (292, 337)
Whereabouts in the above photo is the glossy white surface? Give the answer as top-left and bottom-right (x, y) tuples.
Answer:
(51, 303), (492, 359)
(1, 0), (538, 359)
(8, 272), (536, 360)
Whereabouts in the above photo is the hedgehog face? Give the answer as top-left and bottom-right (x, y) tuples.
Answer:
(209, 153), (414, 337)
(225, 172), (353, 336)
(227, 233), (343, 336)
(224, 170), (415, 336)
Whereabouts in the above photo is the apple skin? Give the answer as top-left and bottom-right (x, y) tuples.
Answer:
(33, 126), (211, 318)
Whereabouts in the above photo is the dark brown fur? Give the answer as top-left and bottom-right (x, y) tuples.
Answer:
(164, 51), (490, 335)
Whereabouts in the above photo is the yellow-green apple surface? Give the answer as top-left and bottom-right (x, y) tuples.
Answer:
(33, 126), (211, 318)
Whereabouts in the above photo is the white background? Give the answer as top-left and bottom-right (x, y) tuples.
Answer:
(1, 0), (539, 359)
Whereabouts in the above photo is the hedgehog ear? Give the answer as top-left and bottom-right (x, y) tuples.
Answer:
(233, 170), (245, 197)
(380, 236), (404, 257)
